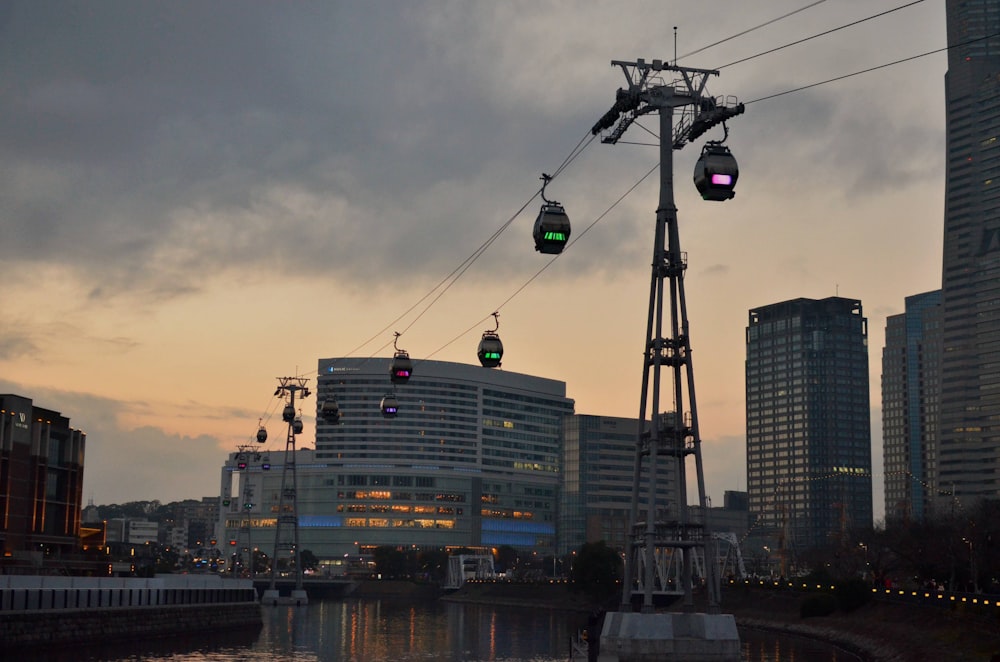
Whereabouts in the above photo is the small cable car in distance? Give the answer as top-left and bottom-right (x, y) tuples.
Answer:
(693, 141), (739, 201)
(533, 173), (571, 254)
(380, 393), (399, 418)
(320, 398), (341, 425)
(477, 312), (504, 368)
(292, 415), (304, 435)
(390, 332), (413, 384)
(256, 424), (267, 444)
(282, 403), (296, 423)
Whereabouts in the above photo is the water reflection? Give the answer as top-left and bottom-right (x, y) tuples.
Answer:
(273, 599), (577, 661)
(26, 598), (860, 662)
(740, 627), (861, 662)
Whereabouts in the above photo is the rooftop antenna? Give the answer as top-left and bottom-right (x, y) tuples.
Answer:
(673, 27), (678, 65)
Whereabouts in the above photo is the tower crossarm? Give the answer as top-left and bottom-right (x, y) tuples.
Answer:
(593, 58), (743, 148)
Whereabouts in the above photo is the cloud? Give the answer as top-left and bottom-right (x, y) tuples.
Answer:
(0, 379), (224, 503)
(0, 1), (947, 514)
(0, 327), (38, 360)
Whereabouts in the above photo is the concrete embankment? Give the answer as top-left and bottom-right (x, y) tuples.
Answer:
(0, 602), (262, 651)
(441, 580), (599, 612)
(0, 575), (262, 653)
(722, 586), (1000, 662)
(440, 581), (1000, 661)
(347, 579), (445, 601)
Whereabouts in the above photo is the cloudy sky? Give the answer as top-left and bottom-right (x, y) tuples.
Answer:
(2, 1), (946, 520)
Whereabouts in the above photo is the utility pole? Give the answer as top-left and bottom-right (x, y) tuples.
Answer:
(592, 58), (743, 616)
(262, 376), (310, 606)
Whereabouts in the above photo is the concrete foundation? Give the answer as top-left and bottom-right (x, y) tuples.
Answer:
(597, 611), (741, 662)
(261, 588), (309, 606)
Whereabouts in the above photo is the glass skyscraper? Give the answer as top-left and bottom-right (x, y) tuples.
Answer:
(745, 298), (872, 554)
(939, 0), (1000, 501)
(881, 290), (942, 521)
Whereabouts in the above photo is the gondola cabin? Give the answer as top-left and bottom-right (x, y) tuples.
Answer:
(380, 393), (399, 418)
(320, 398), (341, 425)
(282, 403), (296, 423)
(693, 143), (739, 201)
(478, 332), (504, 368)
(533, 203), (571, 254)
(292, 416), (304, 435)
(390, 351), (413, 384)
(256, 426), (268, 444)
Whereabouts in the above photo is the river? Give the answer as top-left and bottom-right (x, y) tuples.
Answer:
(37, 598), (860, 661)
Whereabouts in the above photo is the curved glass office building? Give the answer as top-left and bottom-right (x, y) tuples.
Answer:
(220, 358), (573, 567)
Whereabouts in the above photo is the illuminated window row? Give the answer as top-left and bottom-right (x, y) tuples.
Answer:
(343, 518), (455, 529)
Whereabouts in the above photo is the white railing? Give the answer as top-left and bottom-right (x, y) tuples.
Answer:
(0, 575), (256, 612)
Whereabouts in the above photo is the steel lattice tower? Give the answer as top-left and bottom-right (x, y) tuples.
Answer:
(265, 376), (310, 604)
(592, 58), (743, 614)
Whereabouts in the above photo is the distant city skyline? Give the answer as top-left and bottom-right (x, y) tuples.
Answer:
(0, 2), (949, 517)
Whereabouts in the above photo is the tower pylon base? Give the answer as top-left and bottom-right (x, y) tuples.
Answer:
(597, 612), (740, 662)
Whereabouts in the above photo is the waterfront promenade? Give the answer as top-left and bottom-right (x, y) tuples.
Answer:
(444, 579), (1000, 661)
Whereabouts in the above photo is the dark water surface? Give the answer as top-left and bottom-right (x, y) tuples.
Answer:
(37, 599), (860, 661)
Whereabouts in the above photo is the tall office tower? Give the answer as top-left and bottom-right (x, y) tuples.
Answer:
(882, 291), (943, 521)
(745, 298), (873, 556)
(940, 1), (1000, 502)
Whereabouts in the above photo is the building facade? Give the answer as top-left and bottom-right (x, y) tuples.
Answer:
(745, 298), (873, 554)
(881, 290), (942, 521)
(0, 394), (86, 565)
(218, 359), (573, 568)
(939, 0), (1000, 502)
(559, 414), (643, 555)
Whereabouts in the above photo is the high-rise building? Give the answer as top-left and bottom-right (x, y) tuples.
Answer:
(0, 394), (86, 567)
(745, 298), (872, 554)
(881, 290), (942, 521)
(939, 1), (1000, 502)
(559, 414), (642, 554)
(218, 359), (574, 567)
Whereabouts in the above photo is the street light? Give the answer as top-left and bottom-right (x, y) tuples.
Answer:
(962, 537), (977, 592)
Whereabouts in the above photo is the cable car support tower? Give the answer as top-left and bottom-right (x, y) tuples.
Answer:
(261, 376), (310, 606)
(591, 58), (743, 629)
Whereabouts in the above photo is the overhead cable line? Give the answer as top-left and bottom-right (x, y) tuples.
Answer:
(676, 0), (828, 62)
(746, 30), (1000, 105)
(423, 161), (660, 362)
(384, 131), (597, 344)
(253, 4), (874, 409)
(258, 3), (943, 432)
(716, 0), (927, 70)
(340, 130), (596, 365)
(249, 128), (598, 433)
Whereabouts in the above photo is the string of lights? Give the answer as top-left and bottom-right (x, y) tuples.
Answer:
(738, 468), (972, 547)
